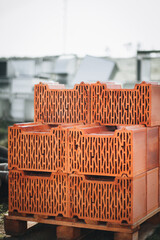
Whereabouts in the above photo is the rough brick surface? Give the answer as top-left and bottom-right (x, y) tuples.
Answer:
(70, 173), (146, 224)
(68, 125), (146, 177)
(34, 82), (90, 124)
(8, 123), (76, 172)
(9, 171), (69, 217)
(91, 81), (160, 126)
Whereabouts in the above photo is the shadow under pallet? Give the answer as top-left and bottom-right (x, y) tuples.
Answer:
(4, 208), (160, 240)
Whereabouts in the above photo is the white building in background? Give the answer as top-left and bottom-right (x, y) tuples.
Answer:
(9, 78), (41, 121)
(74, 55), (118, 85)
(53, 55), (78, 87)
(0, 55), (118, 122)
(0, 57), (53, 121)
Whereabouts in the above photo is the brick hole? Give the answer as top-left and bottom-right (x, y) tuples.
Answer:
(85, 175), (115, 182)
(121, 220), (128, 224)
(57, 214), (64, 218)
(23, 171), (52, 177)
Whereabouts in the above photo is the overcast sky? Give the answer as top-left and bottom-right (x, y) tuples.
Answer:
(0, 0), (160, 57)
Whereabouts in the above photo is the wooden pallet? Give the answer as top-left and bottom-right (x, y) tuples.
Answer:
(4, 207), (160, 240)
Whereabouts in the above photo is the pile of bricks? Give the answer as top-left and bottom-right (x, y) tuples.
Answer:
(8, 81), (160, 226)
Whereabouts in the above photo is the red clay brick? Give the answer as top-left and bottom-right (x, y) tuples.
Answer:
(68, 125), (146, 177)
(147, 168), (159, 214)
(91, 81), (160, 126)
(146, 127), (159, 170)
(69, 173), (147, 224)
(34, 82), (90, 124)
(8, 122), (83, 172)
(9, 171), (69, 218)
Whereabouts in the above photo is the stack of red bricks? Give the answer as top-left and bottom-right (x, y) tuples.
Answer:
(8, 81), (160, 225)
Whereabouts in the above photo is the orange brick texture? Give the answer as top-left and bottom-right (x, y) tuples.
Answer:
(9, 171), (69, 218)
(69, 173), (146, 224)
(91, 81), (160, 126)
(8, 171), (146, 225)
(8, 123), (69, 172)
(34, 82), (90, 124)
(8, 123), (150, 177)
(34, 81), (160, 127)
(68, 125), (147, 177)
(8, 81), (160, 227)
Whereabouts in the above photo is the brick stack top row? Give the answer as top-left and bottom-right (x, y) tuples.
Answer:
(34, 81), (160, 126)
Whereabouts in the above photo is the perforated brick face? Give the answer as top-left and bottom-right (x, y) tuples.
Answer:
(9, 171), (69, 217)
(69, 174), (146, 224)
(8, 124), (68, 172)
(34, 83), (90, 124)
(69, 175), (132, 224)
(8, 123), (147, 176)
(91, 82), (160, 126)
(68, 129), (132, 176)
(34, 82), (160, 126)
(68, 127), (146, 177)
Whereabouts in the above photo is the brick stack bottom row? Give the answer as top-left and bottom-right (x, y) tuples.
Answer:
(8, 123), (160, 225)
